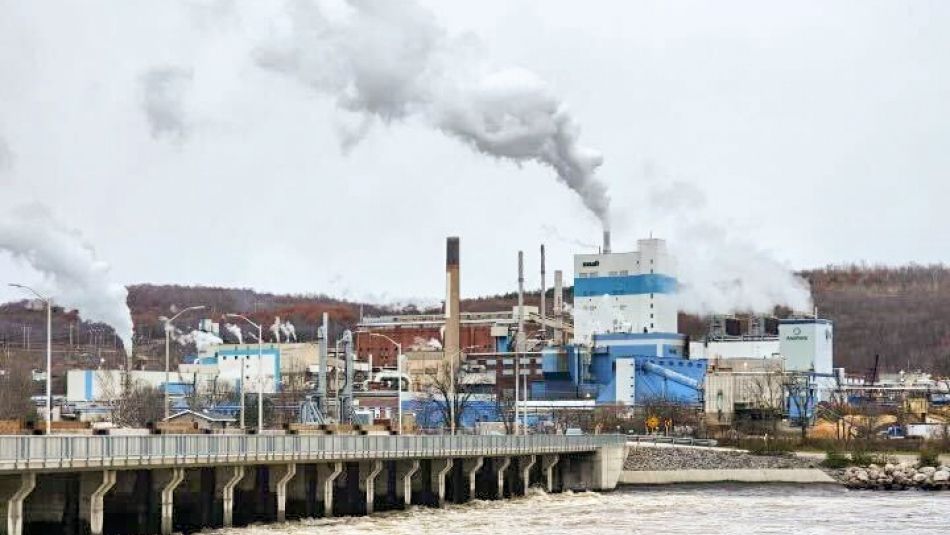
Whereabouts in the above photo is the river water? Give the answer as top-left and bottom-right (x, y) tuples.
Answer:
(208, 485), (949, 535)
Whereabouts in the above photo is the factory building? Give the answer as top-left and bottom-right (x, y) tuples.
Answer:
(573, 237), (677, 344)
(553, 235), (708, 405)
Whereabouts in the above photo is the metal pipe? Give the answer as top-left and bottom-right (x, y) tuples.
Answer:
(318, 312), (328, 415)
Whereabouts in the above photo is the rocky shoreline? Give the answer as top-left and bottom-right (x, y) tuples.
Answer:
(834, 463), (950, 490)
(624, 446), (817, 471)
(624, 446), (950, 490)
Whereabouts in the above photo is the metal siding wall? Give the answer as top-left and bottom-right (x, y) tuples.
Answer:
(574, 274), (677, 297)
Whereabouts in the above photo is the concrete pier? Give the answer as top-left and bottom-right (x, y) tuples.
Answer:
(0, 434), (625, 534)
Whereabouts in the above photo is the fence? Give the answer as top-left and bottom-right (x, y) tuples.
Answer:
(0, 434), (625, 472)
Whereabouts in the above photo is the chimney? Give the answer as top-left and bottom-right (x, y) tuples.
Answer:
(540, 244), (546, 341)
(553, 269), (564, 344)
(445, 237), (461, 369)
(602, 230), (611, 254)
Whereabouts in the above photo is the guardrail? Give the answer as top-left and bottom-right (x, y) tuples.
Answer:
(0, 434), (626, 472)
(626, 435), (718, 447)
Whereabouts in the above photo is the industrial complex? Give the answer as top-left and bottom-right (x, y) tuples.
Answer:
(43, 232), (947, 441)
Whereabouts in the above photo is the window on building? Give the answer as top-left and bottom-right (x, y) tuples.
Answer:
(619, 270), (628, 276)
(502, 369), (513, 376)
(651, 323), (654, 328)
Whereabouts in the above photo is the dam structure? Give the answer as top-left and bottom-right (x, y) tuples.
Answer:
(0, 434), (626, 535)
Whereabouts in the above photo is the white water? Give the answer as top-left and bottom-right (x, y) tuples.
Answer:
(206, 485), (949, 535)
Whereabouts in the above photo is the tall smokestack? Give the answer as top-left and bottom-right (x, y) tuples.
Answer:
(540, 244), (546, 342)
(445, 237), (461, 370)
(554, 269), (563, 345)
(516, 250), (524, 435)
(602, 230), (611, 254)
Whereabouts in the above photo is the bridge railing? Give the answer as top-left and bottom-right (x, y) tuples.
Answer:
(0, 433), (625, 472)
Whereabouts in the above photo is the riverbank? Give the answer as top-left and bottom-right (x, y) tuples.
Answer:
(620, 443), (950, 490)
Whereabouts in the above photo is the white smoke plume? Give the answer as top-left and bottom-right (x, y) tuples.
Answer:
(269, 316), (282, 343)
(141, 67), (193, 139)
(640, 180), (813, 315)
(224, 323), (243, 344)
(254, 0), (610, 224)
(175, 329), (223, 353)
(0, 204), (134, 353)
(282, 320), (298, 342)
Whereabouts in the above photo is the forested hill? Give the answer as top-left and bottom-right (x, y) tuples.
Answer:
(1, 266), (949, 375)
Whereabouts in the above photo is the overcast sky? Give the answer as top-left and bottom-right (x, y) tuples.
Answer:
(1, 1), (948, 307)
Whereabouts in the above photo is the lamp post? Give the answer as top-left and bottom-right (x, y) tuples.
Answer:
(9, 284), (52, 434)
(160, 306), (205, 420)
(367, 332), (403, 433)
(226, 314), (264, 433)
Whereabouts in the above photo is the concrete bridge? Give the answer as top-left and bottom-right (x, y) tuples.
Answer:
(0, 434), (626, 535)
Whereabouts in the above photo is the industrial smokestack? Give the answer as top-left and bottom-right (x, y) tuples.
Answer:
(540, 244), (546, 341)
(554, 269), (563, 345)
(516, 250), (524, 435)
(445, 237), (461, 370)
(602, 230), (611, 254)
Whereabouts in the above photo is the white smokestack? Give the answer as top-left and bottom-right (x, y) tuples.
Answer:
(602, 230), (611, 254)
(0, 204), (134, 353)
(254, 0), (610, 224)
(224, 323), (243, 344)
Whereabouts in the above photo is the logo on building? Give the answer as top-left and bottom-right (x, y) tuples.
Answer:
(582, 260), (600, 267)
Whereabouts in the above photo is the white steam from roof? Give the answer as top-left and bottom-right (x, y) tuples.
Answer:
(0, 204), (134, 352)
(269, 317), (282, 342)
(174, 329), (223, 353)
(224, 323), (243, 344)
(254, 0), (610, 224)
(281, 320), (298, 342)
(644, 180), (813, 315)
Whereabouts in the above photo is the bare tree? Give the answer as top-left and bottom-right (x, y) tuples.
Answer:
(0, 356), (37, 421)
(418, 367), (477, 433)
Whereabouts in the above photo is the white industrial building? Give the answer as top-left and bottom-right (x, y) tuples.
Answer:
(572, 237), (678, 344)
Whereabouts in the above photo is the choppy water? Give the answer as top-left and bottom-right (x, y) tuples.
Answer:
(207, 485), (950, 535)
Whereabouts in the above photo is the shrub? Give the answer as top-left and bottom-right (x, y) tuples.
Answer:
(745, 438), (794, 456)
(918, 447), (940, 468)
(821, 450), (851, 469)
(849, 450), (873, 466)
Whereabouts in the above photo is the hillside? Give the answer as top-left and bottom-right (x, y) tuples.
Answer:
(0, 266), (948, 375)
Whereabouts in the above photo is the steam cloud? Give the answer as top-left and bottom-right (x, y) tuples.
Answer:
(174, 329), (224, 353)
(141, 67), (193, 139)
(254, 0), (610, 224)
(269, 317), (282, 343)
(224, 323), (243, 344)
(0, 205), (134, 352)
(644, 181), (813, 315)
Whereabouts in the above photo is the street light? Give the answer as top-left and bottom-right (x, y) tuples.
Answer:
(366, 332), (403, 433)
(226, 314), (264, 433)
(9, 284), (52, 434)
(160, 306), (206, 420)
